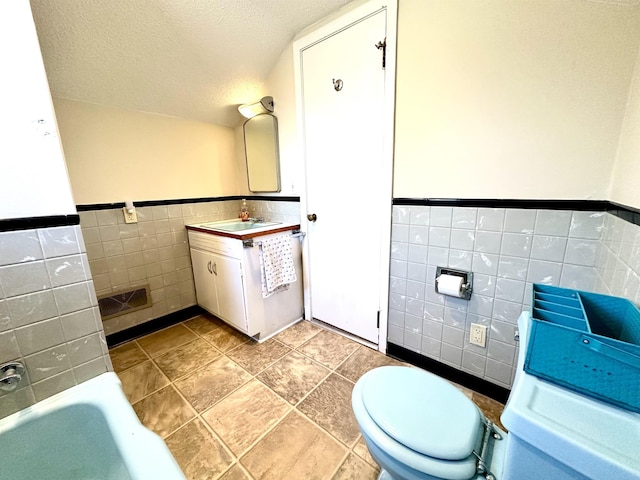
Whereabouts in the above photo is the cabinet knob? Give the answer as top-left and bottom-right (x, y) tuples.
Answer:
(307, 213), (317, 222)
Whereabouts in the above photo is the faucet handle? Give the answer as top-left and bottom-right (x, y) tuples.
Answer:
(0, 362), (25, 392)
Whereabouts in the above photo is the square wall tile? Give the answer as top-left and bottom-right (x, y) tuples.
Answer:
(430, 207), (453, 227)
(409, 206), (429, 225)
(450, 229), (475, 250)
(504, 209), (536, 234)
(0, 330), (21, 364)
(495, 278), (525, 303)
(534, 210), (572, 236)
(15, 318), (65, 356)
(38, 227), (81, 258)
(451, 208), (477, 230)
(477, 208), (505, 232)
(474, 231), (502, 254)
(0, 230), (43, 266)
(392, 206), (411, 225)
(501, 233), (532, 258)
(440, 344), (462, 367)
(564, 239), (597, 266)
(0, 261), (51, 297)
(428, 227), (450, 247)
(531, 236), (568, 262)
(569, 211), (604, 239)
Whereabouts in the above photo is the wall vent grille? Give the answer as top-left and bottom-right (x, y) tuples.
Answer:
(98, 285), (151, 320)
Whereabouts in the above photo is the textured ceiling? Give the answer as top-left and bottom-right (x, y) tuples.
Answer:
(29, 0), (351, 127)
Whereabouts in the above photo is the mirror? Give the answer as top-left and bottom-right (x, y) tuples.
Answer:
(243, 113), (281, 192)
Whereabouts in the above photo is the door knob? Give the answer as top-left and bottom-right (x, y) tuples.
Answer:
(307, 213), (317, 222)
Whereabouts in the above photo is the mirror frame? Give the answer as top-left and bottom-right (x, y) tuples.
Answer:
(243, 113), (281, 193)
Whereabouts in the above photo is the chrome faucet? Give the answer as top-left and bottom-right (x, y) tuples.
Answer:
(0, 362), (25, 392)
(249, 216), (266, 223)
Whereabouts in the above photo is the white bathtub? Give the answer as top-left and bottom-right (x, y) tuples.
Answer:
(0, 372), (185, 480)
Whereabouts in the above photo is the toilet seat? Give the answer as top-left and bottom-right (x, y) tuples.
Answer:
(352, 366), (485, 480)
(361, 366), (482, 460)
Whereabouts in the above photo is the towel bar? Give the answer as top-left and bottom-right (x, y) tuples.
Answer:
(243, 230), (305, 248)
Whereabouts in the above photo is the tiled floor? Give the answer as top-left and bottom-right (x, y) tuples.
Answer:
(109, 314), (505, 480)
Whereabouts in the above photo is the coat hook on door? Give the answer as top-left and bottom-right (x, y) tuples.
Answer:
(332, 78), (343, 91)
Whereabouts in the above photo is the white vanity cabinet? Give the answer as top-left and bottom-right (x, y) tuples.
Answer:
(187, 223), (303, 341)
(189, 246), (247, 333)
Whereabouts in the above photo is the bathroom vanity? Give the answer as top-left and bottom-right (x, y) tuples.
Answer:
(186, 219), (303, 341)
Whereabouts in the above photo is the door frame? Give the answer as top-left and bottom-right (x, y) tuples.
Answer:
(293, 0), (397, 353)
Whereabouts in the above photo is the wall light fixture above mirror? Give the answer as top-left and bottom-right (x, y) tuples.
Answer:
(238, 96), (274, 119)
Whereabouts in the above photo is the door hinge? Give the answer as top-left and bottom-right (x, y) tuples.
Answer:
(377, 310), (381, 328)
(375, 38), (386, 69)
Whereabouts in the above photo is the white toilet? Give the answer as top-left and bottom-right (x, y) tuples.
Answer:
(352, 312), (640, 480)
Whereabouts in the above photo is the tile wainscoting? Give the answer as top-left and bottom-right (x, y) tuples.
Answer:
(387, 205), (640, 389)
(79, 198), (300, 335)
(0, 224), (112, 418)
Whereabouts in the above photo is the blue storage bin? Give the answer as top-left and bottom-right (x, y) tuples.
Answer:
(525, 284), (640, 413)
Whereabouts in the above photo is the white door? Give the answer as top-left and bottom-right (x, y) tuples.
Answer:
(300, 10), (389, 343)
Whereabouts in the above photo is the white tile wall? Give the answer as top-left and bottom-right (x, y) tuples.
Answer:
(80, 199), (301, 335)
(595, 213), (640, 302)
(0, 225), (111, 419)
(389, 206), (606, 388)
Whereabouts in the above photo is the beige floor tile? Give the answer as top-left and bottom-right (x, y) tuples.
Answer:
(219, 464), (252, 480)
(118, 360), (169, 403)
(332, 453), (379, 480)
(165, 419), (234, 480)
(175, 356), (252, 412)
(336, 345), (404, 382)
(155, 338), (221, 381)
(353, 437), (377, 468)
(275, 320), (322, 348)
(202, 325), (249, 352)
(133, 385), (195, 438)
(203, 380), (290, 456)
(298, 373), (360, 446)
(297, 330), (360, 370)
(257, 351), (330, 405)
(241, 411), (346, 480)
(137, 324), (197, 357)
(109, 341), (147, 372)
(184, 315), (225, 336)
(226, 339), (291, 375)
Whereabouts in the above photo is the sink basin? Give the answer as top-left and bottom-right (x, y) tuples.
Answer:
(198, 221), (281, 232)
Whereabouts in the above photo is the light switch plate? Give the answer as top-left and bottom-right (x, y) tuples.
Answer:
(123, 207), (138, 224)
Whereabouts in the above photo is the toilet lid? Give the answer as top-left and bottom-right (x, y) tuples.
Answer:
(360, 366), (482, 461)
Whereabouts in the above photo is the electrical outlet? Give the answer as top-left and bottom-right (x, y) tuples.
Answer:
(470, 323), (487, 347)
(123, 207), (138, 224)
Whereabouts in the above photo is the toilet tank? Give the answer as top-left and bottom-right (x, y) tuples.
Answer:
(500, 313), (640, 480)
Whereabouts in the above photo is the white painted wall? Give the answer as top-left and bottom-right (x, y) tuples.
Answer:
(393, 0), (640, 200)
(53, 99), (237, 205)
(0, 1), (76, 219)
(610, 46), (640, 210)
(265, 46), (300, 196)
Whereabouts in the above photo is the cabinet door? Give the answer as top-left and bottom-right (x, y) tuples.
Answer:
(212, 252), (248, 332)
(190, 248), (219, 315)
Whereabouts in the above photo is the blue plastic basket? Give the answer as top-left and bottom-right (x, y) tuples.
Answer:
(525, 284), (640, 413)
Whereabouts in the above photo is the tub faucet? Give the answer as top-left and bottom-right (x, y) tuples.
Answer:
(0, 361), (24, 392)
(249, 216), (266, 223)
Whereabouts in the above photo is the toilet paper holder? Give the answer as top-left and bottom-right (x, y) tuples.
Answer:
(435, 267), (473, 300)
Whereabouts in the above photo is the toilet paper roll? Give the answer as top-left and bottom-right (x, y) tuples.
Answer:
(436, 274), (464, 297)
